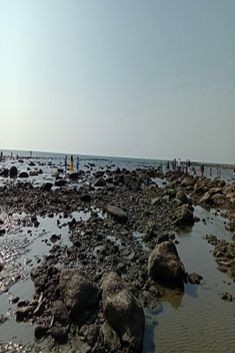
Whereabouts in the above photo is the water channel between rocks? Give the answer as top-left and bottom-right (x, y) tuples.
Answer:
(0, 206), (235, 353)
(144, 206), (235, 353)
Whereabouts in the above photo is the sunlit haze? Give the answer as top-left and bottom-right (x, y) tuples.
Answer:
(1, 0), (235, 163)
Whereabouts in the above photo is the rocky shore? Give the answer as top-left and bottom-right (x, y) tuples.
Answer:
(0, 161), (235, 352)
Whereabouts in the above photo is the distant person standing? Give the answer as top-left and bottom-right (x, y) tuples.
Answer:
(201, 164), (205, 177)
(0, 151), (3, 161)
(76, 156), (80, 173)
(64, 155), (67, 176)
(177, 159), (181, 173)
(70, 155), (74, 174)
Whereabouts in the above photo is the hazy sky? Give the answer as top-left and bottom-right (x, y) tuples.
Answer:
(1, 0), (235, 163)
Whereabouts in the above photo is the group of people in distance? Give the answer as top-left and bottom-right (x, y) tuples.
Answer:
(168, 158), (206, 177)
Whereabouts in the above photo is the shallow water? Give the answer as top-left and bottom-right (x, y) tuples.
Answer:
(144, 206), (235, 353)
(1, 205), (235, 352)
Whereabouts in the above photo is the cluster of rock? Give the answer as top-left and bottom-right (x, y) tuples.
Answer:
(16, 268), (145, 353)
(3, 165), (235, 351)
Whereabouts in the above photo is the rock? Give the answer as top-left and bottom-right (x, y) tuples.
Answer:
(210, 193), (225, 205)
(35, 325), (48, 340)
(18, 172), (29, 178)
(188, 273), (203, 284)
(220, 292), (233, 302)
(176, 190), (188, 204)
(55, 179), (67, 187)
(148, 241), (185, 284)
(52, 300), (69, 324)
(0, 262), (4, 271)
(9, 166), (18, 178)
(1, 168), (9, 177)
(0, 229), (5, 236)
(15, 305), (34, 321)
(59, 269), (99, 322)
(107, 205), (128, 222)
(174, 204), (194, 226)
(200, 191), (212, 204)
(29, 170), (39, 176)
(157, 231), (170, 244)
(94, 177), (106, 187)
(145, 220), (157, 240)
(50, 234), (61, 243)
(101, 272), (145, 353)
(52, 170), (60, 178)
(49, 326), (68, 343)
(81, 193), (92, 202)
(0, 314), (8, 324)
(69, 172), (79, 180)
(41, 182), (53, 192)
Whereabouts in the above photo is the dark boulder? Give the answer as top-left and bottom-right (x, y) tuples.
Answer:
(148, 241), (185, 284)
(9, 166), (18, 178)
(18, 172), (29, 178)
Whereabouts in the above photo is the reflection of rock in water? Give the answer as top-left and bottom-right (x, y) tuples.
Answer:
(156, 283), (184, 309)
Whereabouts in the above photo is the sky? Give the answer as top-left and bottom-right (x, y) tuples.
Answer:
(0, 0), (235, 163)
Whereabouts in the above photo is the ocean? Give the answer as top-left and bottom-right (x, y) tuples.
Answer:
(0, 148), (234, 182)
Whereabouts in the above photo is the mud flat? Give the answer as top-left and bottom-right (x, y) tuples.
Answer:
(0, 160), (235, 352)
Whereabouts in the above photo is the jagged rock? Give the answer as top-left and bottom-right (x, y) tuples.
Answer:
(148, 241), (185, 284)
(107, 205), (128, 222)
(101, 272), (145, 353)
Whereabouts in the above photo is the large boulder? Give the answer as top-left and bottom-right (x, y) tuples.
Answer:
(174, 204), (194, 226)
(9, 166), (18, 178)
(101, 272), (145, 353)
(59, 269), (99, 322)
(148, 241), (185, 284)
